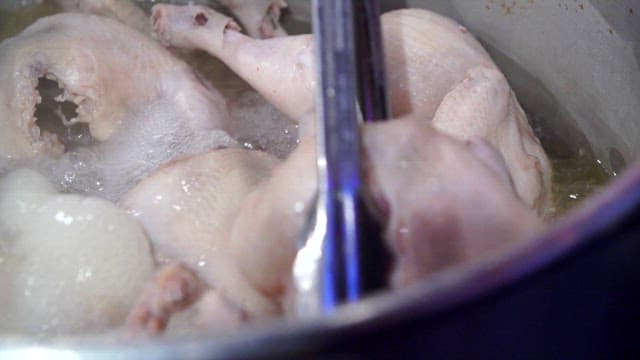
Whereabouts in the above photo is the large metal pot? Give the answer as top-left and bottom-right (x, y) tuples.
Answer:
(1, 0), (640, 358)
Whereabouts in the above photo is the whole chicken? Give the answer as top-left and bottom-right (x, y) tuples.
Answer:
(230, 119), (544, 311)
(150, 4), (551, 214)
(217, 0), (288, 38)
(0, 169), (154, 335)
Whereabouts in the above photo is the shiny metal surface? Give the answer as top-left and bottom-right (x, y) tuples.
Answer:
(1, 0), (639, 358)
(294, 0), (389, 317)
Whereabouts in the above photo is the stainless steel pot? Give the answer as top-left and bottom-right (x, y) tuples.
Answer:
(1, 0), (639, 358)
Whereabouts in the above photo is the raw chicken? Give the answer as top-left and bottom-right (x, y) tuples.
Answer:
(150, 4), (551, 213)
(121, 118), (542, 333)
(150, 5), (490, 122)
(53, 0), (151, 35)
(151, 4), (313, 121)
(0, 169), (155, 335)
(126, 264), (206, 334)
(231, 119), (543, 306)
(120, 148), (281, 331)
(218, 0), (288, 38)
(226, 91), (299, 159)
(127, 263), (246, 335)
(0, 13), (236, 200)
(432, 67), (551, 212)
(53, 0), (288, 38)
(0, 3), (548, 337)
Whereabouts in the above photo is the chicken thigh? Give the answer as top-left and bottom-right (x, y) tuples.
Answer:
(150, 4), (551, 213)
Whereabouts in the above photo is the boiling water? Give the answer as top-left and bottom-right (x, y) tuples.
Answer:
(0, 2), (617, 213)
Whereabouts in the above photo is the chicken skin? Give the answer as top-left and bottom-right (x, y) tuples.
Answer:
(150, 4), (551, 213)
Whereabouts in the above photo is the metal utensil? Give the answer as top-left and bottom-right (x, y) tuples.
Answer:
(293, 0), (390, 318)
(353, 0), (390, 122)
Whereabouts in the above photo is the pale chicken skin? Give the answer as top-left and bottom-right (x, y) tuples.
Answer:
(120, 149), (281, 333)
(121, 120), (542, 333)
(231, 119), (543, 308)
(150, 4), (551, 214)
(432, 67), (551, 213)
(218, 0), (288, 38)
(54, 0), (151, 35)
(109, 4), (549, 334)
(0, 13), (240, 201)
(53, 0), (287, 39)
(0, 169), (155, 335)
(0, 4), (550, 337)
(228, 139), (317, 309)
(0, 13), (230, 161)
(126, 263), (248, 335)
